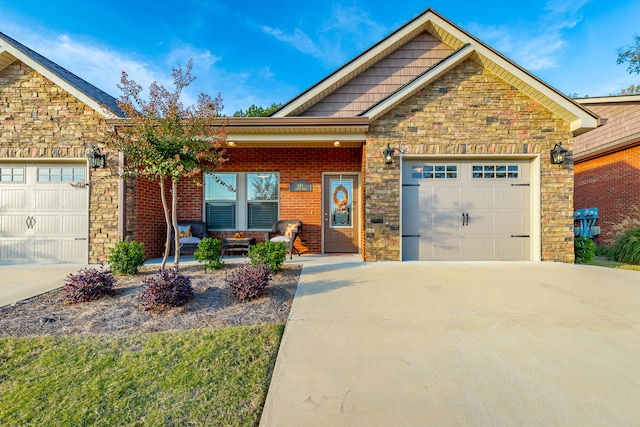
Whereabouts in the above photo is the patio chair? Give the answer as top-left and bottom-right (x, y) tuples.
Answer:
(265, 220), (302, 259)
(170, 220), (208, 254)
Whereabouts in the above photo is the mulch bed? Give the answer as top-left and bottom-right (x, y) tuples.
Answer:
(0, 263), (300, 338)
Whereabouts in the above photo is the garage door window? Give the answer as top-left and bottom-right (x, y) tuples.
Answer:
(37, 167), (85, 182)
(472, 165), (519, 179)
(0, 167), (24, 182)
(411, 165), (458, 179)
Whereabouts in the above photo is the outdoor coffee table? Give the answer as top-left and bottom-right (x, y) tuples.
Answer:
(221, 238), (256, 257)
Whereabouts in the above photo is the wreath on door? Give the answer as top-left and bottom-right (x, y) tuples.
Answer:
(333, 185), (349, 212)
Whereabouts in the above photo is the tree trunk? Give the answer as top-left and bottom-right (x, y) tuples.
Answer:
(172, 179), (180, 268)
(160, 178), (171, 270)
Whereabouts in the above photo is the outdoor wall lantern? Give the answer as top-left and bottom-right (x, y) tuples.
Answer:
(87, 145), (106, 169)
(383, 144), (399, 165)
(550, 142), (568, 165)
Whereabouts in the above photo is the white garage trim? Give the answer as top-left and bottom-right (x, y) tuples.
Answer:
(400, 154), (540, 261)
(0, 159), (90, 264)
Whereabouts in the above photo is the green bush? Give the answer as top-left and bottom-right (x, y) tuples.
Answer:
(107, 238), (145, 275)
(574, 236), (596, 264)
(193, 238), (224, 270)
(594, 244), (610, 257)
(248, 241), (286, 272)
(609, 228), (640, 265)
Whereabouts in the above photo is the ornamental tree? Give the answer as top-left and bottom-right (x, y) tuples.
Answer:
(108, 60), (227, 269)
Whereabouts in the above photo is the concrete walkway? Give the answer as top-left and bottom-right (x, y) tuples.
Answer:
(260, 260), (640, 426)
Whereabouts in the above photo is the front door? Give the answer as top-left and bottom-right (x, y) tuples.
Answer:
(323, 174), (359, 253)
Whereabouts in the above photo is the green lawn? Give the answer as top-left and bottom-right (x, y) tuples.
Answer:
(0, 324), (284, 426)
(588, 258), (640, 271)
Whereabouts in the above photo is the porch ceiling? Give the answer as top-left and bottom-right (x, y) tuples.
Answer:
(107, 116), (369, 148)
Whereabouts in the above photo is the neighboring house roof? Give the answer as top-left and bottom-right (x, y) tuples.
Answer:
(272, 8), (598, 136)
(574, 95), (640, 161)
(0, 31), (124, 118)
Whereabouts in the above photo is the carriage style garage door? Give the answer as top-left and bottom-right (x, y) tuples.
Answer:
(0, 163), (88, 264)
(402, 160), (532, 261)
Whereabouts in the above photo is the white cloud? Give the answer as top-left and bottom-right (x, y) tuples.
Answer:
(469, 1), (590, 71)
(0, 23), (166, 99)
(260, 5), (391, 67)
(261, 26), (319, 56)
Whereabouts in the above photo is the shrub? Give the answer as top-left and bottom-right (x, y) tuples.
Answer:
(609, 228), (640, 265)
(225, 263), (271, 301)
(139, 266), (194, 312)
(193, 238), (224, 270)
(108, 238), (145, 275)
(611, 205), (640, 237)
(249, 241), (286, 272)
(574, 236), (596, 264)
(594, 244), (610, 257)
(63, 265), (115, 304)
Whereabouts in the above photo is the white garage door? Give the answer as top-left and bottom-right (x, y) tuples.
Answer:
(0, 163), (88, 264)
(402, 160), (531, 261)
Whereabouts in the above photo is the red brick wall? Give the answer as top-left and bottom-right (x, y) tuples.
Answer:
(161, 147), (363, 256)
(132, 178), (173, 259)
(574, 144), (640, 246)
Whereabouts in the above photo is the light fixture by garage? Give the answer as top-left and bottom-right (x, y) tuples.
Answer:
(87, 145), (106, 169)
(383, 144), (400, 165)
(550, 142), (568, 165)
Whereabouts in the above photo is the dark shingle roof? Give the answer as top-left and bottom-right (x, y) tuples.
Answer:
(0, 30), (124, 117)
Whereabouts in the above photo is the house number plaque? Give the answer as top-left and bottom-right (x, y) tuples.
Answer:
(289, 179), (312, 192)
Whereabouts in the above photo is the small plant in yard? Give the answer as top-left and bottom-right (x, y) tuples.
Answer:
(193, 237), (224, 270)
(139, 266), (194, 312)
(225, 263), (272, 301)
(63, 266), (115, 304)
(608, 228), (640, 265)
(108, 238), (145, 275)
(574, 236), (596, 264)
(249, 241), (286, 272)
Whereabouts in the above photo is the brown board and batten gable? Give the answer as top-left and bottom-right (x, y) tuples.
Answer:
(273, 8), (598, 136)
(274, 8), (599, 262)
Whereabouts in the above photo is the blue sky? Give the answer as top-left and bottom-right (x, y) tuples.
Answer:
(1, 0), (639, 114)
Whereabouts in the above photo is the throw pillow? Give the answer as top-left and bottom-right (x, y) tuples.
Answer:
(177, 225), (192, 238)
(284, 223), (298, 238)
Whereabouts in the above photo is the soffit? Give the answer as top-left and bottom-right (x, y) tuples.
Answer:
(0, 50), (16, 71)
(106, 117), (369, 148)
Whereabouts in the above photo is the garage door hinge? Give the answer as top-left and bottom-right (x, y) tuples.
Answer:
(511, 183), (530, 186)
(510, 235), (530, 238)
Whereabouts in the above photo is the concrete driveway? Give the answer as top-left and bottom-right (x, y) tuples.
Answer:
(260, 261), (640, 426)
(0, 264), (89, 307)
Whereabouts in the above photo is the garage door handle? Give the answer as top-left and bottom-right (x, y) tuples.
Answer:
(26, 216), (36, 229)
(462, 213), (469, 226)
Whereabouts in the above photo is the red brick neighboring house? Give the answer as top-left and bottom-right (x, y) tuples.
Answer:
(1, 8), (600, 265)
(574, 95), (640, 246)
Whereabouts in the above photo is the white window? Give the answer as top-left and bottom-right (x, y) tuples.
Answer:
(0, 167), (25, 182)
(204, 172), (279, 230)
(37, 167), (85, 182)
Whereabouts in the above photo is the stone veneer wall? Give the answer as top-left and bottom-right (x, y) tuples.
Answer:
(365, 59), (574, 262)
(0, 61), (119, 263)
